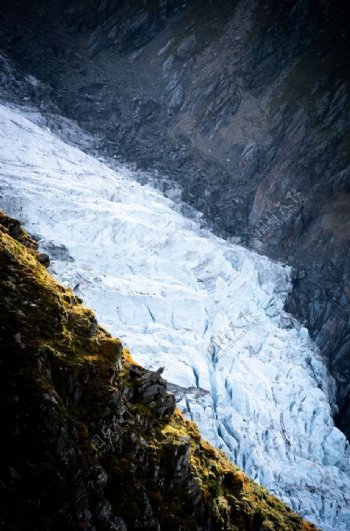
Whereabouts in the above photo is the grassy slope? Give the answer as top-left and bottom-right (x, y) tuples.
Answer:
(0, 211), (317, 530)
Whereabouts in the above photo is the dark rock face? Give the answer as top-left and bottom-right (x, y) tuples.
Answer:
(130, 365), (176, 417)
(0, 0), (349, 436)
(0, 213), (314, 530)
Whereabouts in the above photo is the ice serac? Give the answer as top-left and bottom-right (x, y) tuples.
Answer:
(0, 102), (349, 530)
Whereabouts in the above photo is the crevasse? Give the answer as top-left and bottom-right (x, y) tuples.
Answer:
(0, 102), (349, 530)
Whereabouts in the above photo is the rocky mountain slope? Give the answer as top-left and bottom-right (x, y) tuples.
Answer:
(0, 211), (318, 531)
(0, 0), (349, 440)
(0, 97), (349, 529)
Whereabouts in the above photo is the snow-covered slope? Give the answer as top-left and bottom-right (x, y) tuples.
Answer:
(1, 102), (349, 530)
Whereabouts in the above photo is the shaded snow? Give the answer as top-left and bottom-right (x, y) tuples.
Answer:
(1, 102), (350, 530)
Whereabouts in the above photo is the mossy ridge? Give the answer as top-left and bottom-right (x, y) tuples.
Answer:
(0, 213), (318, 530)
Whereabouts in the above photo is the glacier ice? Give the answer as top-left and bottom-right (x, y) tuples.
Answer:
(0, 102), (350, 530)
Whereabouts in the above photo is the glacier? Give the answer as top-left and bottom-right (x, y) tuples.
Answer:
(0, 101), (350, 530)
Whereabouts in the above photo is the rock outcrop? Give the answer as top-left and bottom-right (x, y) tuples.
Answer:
(0, 211), (317, 530)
